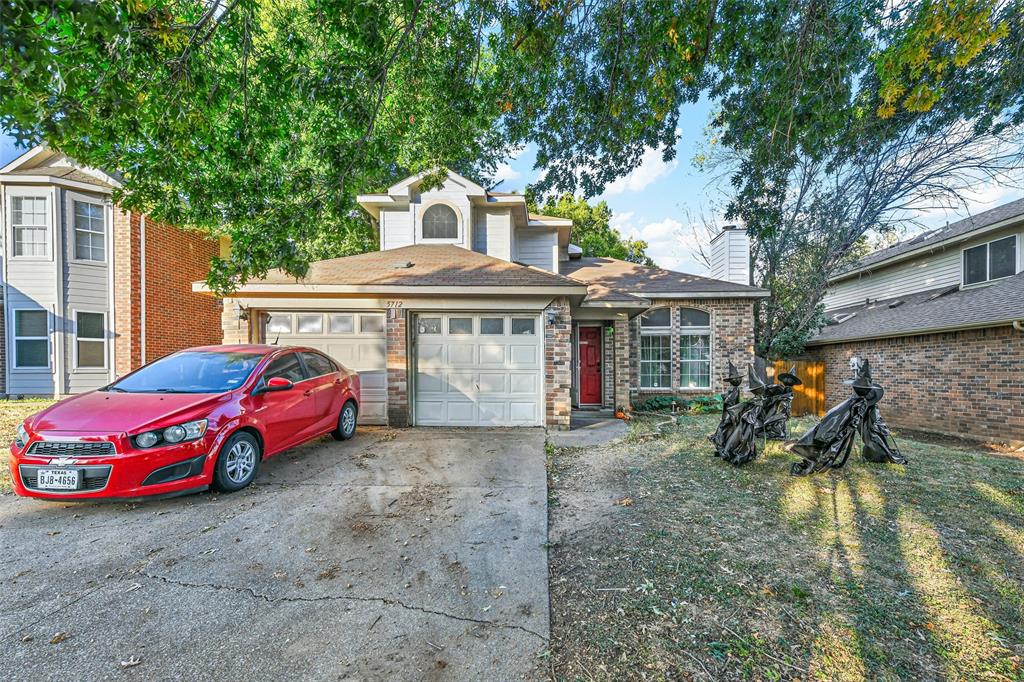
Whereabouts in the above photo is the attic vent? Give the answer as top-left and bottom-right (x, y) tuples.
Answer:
(391, 261), (414, 269)
(926, 284), (960, 301)
(832, 312), (857, 324)
(888, 300), (905, 309)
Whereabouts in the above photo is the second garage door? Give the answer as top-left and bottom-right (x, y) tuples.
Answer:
(412, 312), (543, 426)
(264, 311), (387, 424)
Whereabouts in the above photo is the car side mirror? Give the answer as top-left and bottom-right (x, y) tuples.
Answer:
(255, 376), (294, 395)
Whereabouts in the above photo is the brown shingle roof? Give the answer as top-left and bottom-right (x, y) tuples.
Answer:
(254, 244), (585, 289)
(808, 272), (1024, 344)
(560, 257), (769, 297)
(6, 166), (115, 189)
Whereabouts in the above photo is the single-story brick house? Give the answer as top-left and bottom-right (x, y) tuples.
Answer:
(806, 198), (1024, 442)
(0, 146), (223, 396)
(200, 170), (768, 429)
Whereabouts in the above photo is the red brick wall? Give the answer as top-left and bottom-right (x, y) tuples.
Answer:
(545, 298), (572, 430)
(141, 218), (221, 360)
(112, 208), (221, 375)
(808, 326), (1024, 442)
(386, 308), (409, 427)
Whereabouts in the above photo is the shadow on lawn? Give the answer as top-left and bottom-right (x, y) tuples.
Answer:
(762, 421), (1022, 680)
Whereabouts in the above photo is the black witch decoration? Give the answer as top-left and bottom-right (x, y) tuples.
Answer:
(790, 359), (908, 476)
(759, 364), (802, 440)
(709, 360), (745, 456)
(715, 365), (767, 465)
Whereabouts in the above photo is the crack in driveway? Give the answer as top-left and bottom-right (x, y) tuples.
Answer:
(143, 572), (548, 641)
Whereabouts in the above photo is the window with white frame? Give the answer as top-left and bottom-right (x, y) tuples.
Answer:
(678, 308), (711, 388)
(421, 204), (458, 239)
(963, 235), (1017, 285)
(14, 310), (49, 368)
(639, 308), (672, 389)
(11, 196), (49, 257)
(73, 200), (106, 261)
(75, 312), (106, 368)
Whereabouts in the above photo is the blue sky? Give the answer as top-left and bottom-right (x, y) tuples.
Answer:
(4, 105), (1020, 275)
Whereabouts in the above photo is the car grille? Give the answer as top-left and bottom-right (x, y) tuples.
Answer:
(19, 465), (113, 493)
(28, 441), (116, 457)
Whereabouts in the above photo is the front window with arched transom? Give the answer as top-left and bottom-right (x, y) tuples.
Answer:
(422, 204), (459, 240)
(639, 306), (712, 389)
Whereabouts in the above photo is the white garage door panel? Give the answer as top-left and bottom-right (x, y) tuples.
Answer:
(264, 311), (387, 425)
(413, 313), (543, 427)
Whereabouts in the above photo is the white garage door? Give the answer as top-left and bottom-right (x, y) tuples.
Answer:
(264, 311), (387, 425)
(413, 313), (543, 426)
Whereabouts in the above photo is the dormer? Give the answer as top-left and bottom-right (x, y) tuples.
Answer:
(357, 169), (572, 273)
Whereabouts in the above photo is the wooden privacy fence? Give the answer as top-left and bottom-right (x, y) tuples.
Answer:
(768, 360), (826, 417)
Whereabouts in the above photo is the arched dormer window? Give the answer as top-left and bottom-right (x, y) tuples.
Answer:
(422, 204), (459, 240)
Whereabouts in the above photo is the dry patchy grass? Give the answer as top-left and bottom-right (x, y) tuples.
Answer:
(0, 399), (54, 493)
(546, 414), (1024, 681)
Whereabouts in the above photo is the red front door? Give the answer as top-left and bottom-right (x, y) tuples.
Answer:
(579, 327), (602, 405)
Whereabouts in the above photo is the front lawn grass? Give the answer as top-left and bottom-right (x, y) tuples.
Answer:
(546, 413), (1024, 681)
(0, 399), (54, 493)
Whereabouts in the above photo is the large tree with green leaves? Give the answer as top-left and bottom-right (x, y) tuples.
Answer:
(526, 192), (653, 265)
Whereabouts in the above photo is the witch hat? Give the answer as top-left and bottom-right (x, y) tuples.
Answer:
(777, 364), (803, 387)
(753, 356), (773, 385)
(725, 360), (744, 385)
(747, 364), (767, 394)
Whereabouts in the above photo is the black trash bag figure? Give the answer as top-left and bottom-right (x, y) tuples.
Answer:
(709, 360), (745, 456)
(717, 365), (767, 465)
(759, 364), (802, 440)
(790, 359), (907, 476)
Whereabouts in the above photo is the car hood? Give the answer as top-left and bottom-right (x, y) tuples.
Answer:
(28, 391), (229, 435)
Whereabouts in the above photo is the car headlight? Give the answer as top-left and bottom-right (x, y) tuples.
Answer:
(15, 423), (28, 449)
(133, 419), (208, 449)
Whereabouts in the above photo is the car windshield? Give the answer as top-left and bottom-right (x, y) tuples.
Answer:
(105, 351), (265, 394)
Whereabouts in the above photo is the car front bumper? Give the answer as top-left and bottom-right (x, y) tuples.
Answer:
(9, 433), (219, 500)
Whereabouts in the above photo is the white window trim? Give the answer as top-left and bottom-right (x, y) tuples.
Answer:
(962, 234), (1019, 287)
(8, 189), (53, 261)
(68, 192), (108, 265)
(418, 201), (463, 244)
(676, 307), (712, 391)
(73, 309), (108, 371)
(638, 307), (673, 390)
(12, 308), (51, 371)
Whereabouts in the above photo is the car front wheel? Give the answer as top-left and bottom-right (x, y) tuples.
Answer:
(332, 401), (358, 441)
(212, 431), (261, 492)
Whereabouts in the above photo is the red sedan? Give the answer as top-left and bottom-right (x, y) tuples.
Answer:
(9, 345), (360, 500)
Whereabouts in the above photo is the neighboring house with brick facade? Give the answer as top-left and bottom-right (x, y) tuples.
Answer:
(806, 198), (1024, 442)
(199, 170), (767, 430)
(0, 145), (223, 397)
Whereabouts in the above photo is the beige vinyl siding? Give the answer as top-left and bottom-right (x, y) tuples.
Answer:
(63, 189), (112, 392)
(380, 207), (414, 250)
(472, 208), (512, 261)
(514, 227), (557, 272)
(823, 225), (1024, 312)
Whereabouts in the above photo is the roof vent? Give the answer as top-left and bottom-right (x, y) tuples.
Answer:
(926, 285), (960, 301)
(831, 312), (857, 324)
(391, 261), (414, 269)
(888, 300), (905, 309)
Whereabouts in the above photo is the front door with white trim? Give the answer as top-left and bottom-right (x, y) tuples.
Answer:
(413, 313), (543, 426)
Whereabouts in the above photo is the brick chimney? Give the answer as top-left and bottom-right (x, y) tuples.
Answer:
(709, 225), (751, 286)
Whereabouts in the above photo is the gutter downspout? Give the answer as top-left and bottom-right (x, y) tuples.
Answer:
(52, 186), (63, 400)
(139, 215), (146, 365)
(1013, 320), (1024, 332)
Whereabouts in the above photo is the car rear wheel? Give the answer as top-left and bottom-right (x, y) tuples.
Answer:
(332, 401), (358, 441)
(212, 431), (261, 492)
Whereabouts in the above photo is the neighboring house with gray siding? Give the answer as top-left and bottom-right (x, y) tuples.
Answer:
(807, 198), (1024, 441)
(0, 145), (224, 397)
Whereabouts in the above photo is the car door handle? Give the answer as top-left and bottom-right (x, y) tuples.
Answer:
(303, 389), (313, 397)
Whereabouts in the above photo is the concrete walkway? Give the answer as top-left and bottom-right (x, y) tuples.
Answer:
(548, 410), (629, 448)
(0, 429), (549, 681)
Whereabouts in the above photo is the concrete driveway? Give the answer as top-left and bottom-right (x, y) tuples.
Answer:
(0, 429), (549, 681)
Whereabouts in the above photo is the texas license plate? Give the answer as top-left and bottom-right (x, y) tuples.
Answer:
(37, 469), (80, 490)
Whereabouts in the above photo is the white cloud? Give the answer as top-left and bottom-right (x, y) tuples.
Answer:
(611, 214), (706, 274)
(491, 162), (521, 184)
(602, 147), (678, 196)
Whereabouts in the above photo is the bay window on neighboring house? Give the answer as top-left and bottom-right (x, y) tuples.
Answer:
(678, 308), (712, 389)
(639, 308), (672, 389)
